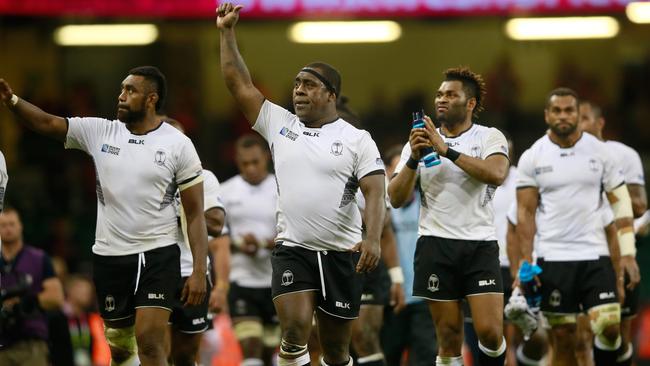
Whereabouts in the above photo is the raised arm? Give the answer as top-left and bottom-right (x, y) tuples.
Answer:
(516, 187), (539, 265)
(0, 79), (68, 142)
(216, 3), (265, 125)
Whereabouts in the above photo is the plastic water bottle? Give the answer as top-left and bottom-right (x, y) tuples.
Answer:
(518, 261), (543, 312)
(411, 110), (441, 167)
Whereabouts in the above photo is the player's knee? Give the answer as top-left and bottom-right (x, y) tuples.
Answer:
(104, 325), (138, 365)
(135, 327), (165, 359)
(351, 324), (380, 355)
(551, 323), (577, 350)
(171, 336), (201, 366)
(589, 303), (621, 341)
(281, 322), (311, 346)
(436, 323), (463, 351)
(234, 320), (264, 341)
(475, 324), (503, 350)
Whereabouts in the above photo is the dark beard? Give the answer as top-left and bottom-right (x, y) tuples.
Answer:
(437, 108), (466, 128)
(117, 107), (146, 124)
(549, 122), (577, 137)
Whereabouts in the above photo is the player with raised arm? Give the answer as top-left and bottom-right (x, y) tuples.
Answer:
(217, 4), (386, 366)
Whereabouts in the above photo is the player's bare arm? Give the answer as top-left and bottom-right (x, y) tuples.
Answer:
(505, 221), (520, 279)
(603, 221), (625, 304)
(387, 129), (428, 208)
(205, 207), (225, 237)
(606, 184), (641, 290)
(423, 115), (509, 186)
(627, 184), (647, 218)
(516, 187), (539, 266)
(0, 79), (68, 142)
(380, 212), (406, 313)
(353, 174), (385, 273)
(180, 181), (209, 306)
(217, 2), (265, 125)
(209, 235), (231, 313)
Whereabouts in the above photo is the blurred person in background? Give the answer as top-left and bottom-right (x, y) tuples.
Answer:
(381, 145), (437, 366)
(218, 4), (386, 366)
(0, 66), (208, 366)
(64, 274), (97, 366)
(0, 207), (64, 366)
(165, 116), (227, 366)
(576, 100), (645, 366)
(219, 134), (279, 366)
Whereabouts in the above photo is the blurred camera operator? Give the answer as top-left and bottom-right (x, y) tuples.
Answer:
(0, 207), (64, 366)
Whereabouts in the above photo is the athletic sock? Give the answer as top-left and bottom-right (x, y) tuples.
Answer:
(477, 337), (506, 366)
(357, 352), (386, 366)
(516, 344), (541, 366)
(616, 342), (633, 366)
(320, 356), (353, 366)
(242, 358), (265, 366)
(278, 353), (311, 366)
(435, 355), (463, 365)
(593, 335), (621, 366)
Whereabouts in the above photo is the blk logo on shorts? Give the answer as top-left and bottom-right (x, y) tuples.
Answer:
(105, 295), (116, 312)
(478, 279), (496, 287)
(281, 270), (294, 286)
(599, 292), (615, 300)
(550, 289), (562, 307)
(148, 293), (165, 300)
(192, 317), (206, 325)
(335, 301), (351, 309)
(428, 274), (439, 292)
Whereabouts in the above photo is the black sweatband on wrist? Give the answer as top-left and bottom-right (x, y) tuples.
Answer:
(406, 157), (418, 170)
(446, 148), (461, 162)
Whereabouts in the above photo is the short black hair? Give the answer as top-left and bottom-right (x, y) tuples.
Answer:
(579, 100), (603, 120)
(545, 87), (579, 109)
(128, 66), (167, 112)
(304, 62), (341, 97)
(236, 134), (268, 152)
(444, 67), (487, 120)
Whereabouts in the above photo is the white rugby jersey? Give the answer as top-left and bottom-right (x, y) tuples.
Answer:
(606, 140), (645, 186)
(395, 124), (509, 240)
(65, 118), (202, 256)
(220, 174), (277, 288)
(253, 100), (384, 252)
(0, 150), (7, 213)
(493, 166), (517, 267)
(176, 169), (224, 277)
(517, 133), (624, 261)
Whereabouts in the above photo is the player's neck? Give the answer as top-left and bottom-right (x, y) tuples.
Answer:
(1, 240), (23, 261)
(548, 130), (582, 148)
(441, 119), (472, 137)
(125, 114), (162, 135)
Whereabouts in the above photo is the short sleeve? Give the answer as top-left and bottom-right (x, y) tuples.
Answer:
(175, 138), (203, 186)
(506, 201), (517, 225)
(203, 170), (225, 211)
(516, 149), (538, 189)
(253, 100), (296, 142)
(482, 128), (509, 160)
(394, 142), (414, 176)
(622, 147), (645, 186)
(64, 117), (107, 153)
(601, 149), (625, 192)
(355, 131), (385, 179)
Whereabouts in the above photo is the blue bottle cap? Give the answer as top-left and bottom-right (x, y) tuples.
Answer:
(518, 261), (542, 282)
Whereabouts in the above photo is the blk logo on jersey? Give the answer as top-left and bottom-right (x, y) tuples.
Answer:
(105, 295), (116, 312)
(303, 131), (320, 137)
(331, 141), (343, 156)
(279, 127), (299, 141)
(101, 144), (121, 156)
(128, 138), (144, 145)
(154, 150), (167, 166)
